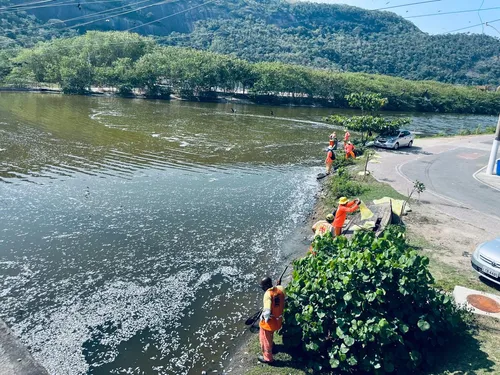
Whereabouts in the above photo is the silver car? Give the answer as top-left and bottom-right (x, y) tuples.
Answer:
(374, 130), (414, 150)
(471, 237), (500, 286)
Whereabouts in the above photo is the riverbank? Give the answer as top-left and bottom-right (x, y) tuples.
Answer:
(226, 142), (500, 375)
(224, 163), (407, 375)
(0, 319), (49, 375)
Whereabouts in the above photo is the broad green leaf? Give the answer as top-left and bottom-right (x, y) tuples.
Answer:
(417, 319), (430, 331)
(344, 335), (355, 347)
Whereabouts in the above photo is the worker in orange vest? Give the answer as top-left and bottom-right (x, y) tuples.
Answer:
(325, 145), (335, 174)
(345, 141), (356, 159)
(312, 213), (335, 237)
(344, 130), (351, 143)
(333, 196), (360, 236)
(258, 276), (285, 364)
(329, 132), (338, 149)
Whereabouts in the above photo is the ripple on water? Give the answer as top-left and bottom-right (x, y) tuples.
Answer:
(1, 165), (319, 375)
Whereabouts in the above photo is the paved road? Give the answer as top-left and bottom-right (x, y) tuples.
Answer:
(369, 134), (500, 236)
(401, 147), (499, 218)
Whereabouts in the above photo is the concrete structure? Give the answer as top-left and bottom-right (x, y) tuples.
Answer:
(486, 115), (500, 176)
(0, 319), (49, 375)
(453, 286), (500, 319)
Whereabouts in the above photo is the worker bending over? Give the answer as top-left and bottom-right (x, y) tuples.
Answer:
(258, 277), (285, 364)
(333, 197), (360, 236)
(312, 213), (335, 237)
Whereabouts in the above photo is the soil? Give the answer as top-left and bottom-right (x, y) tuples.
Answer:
(404, 202), (488, 270)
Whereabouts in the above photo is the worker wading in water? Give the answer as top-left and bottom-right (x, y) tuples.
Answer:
(333, 197), (360, 236)
(345, 141), (356, 159)
(325, 146), (335, 174)
(258, 277), (285, 364)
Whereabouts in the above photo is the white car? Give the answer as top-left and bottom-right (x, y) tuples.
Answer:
(471, 237), (500, 286)
(374, 130), (414, 150)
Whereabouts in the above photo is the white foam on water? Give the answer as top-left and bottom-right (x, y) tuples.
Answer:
(15, 273), (197, 375)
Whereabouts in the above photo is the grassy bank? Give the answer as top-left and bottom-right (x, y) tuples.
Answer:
(2, 31), (500, 114)
(233, 161), (500, 375)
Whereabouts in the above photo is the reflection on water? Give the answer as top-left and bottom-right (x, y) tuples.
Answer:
(0, 93), (497, 374)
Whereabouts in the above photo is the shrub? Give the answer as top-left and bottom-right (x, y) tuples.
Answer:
(282, 229), (472, 374)
(327, 167), (365, 199)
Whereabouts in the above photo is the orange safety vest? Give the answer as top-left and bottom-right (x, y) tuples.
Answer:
(259, 287), (285, 332)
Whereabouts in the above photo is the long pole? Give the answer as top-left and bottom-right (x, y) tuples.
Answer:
(486, 115), (500, 175)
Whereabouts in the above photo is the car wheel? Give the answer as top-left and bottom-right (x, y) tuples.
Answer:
(393, 143), (399, 150)
(408, 140), (413, 148)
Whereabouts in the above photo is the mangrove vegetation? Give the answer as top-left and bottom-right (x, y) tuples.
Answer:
(3, 31), (500, 114)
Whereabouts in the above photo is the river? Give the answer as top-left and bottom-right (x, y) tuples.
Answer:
(0, 92), (497, 375)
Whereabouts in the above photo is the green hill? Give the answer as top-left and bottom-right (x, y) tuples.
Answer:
(1, 0), (500, 85)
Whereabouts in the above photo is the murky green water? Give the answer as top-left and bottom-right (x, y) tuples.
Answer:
(0, 93), (497, 375)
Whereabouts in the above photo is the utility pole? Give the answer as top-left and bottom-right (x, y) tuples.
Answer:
(486, 114), (500, 175)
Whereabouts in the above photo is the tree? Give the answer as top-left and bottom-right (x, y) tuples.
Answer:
(326, 94), (411, 143)
(345, 92), (388, 114)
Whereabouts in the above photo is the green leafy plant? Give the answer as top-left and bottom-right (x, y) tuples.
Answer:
(326, 94), (412, 144)
(345, 92), (388, 115)
(327, 167), (365, 199)
(403, 180), (426, 213)
(282, 229), (472, 374)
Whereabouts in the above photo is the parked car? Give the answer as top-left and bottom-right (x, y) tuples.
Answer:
(374, 130), (414, 150)
(471, 237), (500, 286)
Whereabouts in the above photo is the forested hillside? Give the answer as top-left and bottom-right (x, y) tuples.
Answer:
(1, 0), (500, 85)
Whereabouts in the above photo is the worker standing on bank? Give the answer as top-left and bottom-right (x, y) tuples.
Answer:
(333, 197), (360, 236)
(258, 276), (285, 364)
(345, 141), (356, 159)
(329, 132), (338, 149)
(325, 145), (335, 174)
(344, 130), (351, 143)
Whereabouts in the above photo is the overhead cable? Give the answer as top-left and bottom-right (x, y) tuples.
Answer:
(447, 18), (500, 33)
(29, 0), (159, 29)
(375, 0), (441, 11)
(125, 0), (216, 31)
(406, 7), (500, 19)
(2, 0), (125, 13)
(65, 0), (177, 30)
(0, 0), (55, 11)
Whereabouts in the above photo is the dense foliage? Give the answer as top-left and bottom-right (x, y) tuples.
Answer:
(4, 32), (500, 114)
(326, 93), (412, 142)
(1, 0), (500, 85)
(282, 228), (471, 374)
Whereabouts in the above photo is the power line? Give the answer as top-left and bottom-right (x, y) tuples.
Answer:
(406, 6), (500, 19)
(479, 0), (485, 33)
(0, 0), (56, 11)
(65, 0), (177, 30)
(28, 0), (158, 29)
(447, 18), (500, 33)
(375, 0), (442, 11)
(125, 0), (215, 31)
(2, 0), (126, 13)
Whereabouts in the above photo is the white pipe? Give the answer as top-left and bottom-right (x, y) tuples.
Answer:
(486, 116), (500, 175)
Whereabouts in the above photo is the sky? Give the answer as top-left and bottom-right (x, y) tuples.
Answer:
(302, 0), (500, 36)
